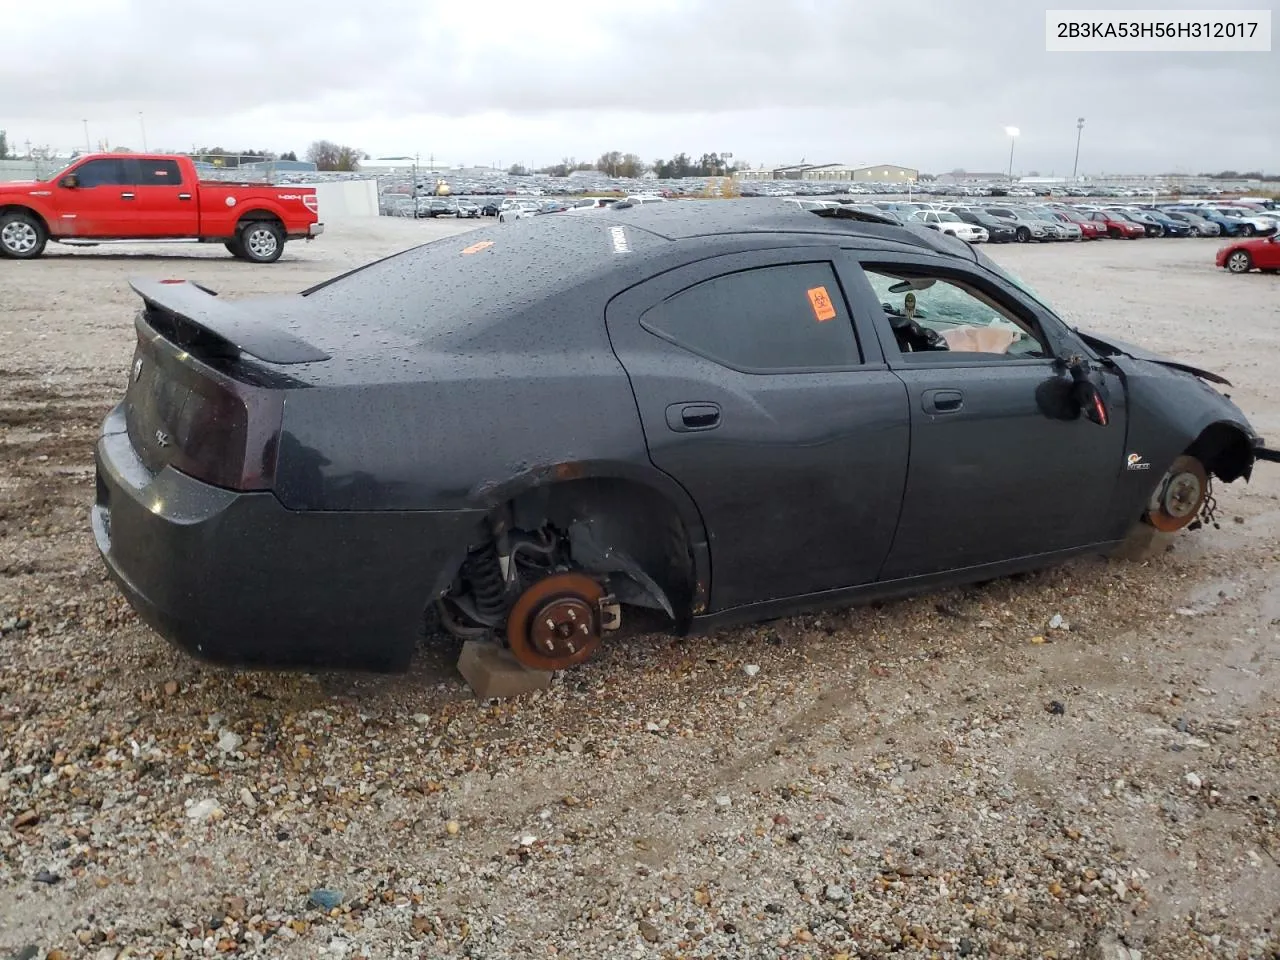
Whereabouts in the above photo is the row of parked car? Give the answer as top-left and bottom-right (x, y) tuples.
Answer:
(379, 193), (668, 221)
(787, 198), (1279, 244)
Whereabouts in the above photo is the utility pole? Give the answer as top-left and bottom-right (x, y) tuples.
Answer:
(1005, 127), (1020, 182)
(139, 112), (148, 152)
(82, 119), (91, 153)
(1072, 117), (1085, 180)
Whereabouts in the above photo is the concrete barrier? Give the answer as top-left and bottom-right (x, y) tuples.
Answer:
(305, 180), (379, 220)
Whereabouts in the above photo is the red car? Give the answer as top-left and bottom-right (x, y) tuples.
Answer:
(1079, 210), (1144, 239)
(1051, 208), (1104, 239)
(1216, 235), (1280, 274)
(0, 153), (322, 263)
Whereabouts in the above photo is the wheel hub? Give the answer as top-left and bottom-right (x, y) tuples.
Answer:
(247, 228), (278, 258)
(506, 573), (605, 671)
(1147, 455), (1208, 532)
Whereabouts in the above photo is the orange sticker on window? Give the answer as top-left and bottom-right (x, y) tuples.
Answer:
(461, 240), (494, 255)
(807, 286), (837, 322)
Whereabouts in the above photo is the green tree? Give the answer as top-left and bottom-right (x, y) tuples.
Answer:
(508, 163), (529, 176)
(0, 130), (9, 159)
(280, 150), (298, 162)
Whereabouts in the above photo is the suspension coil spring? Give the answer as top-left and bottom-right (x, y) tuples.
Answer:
(464, 543), (509, 619)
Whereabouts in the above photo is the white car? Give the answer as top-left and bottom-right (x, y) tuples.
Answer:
(498, 200), (541, 223)
(909, 210), (989, 243)
(624, 195), (667, 205)
(565, 197), (620, 211)
(786, 199), (841, 212)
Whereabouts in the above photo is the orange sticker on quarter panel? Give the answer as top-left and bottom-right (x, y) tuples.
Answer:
(807, 286), (837, 322)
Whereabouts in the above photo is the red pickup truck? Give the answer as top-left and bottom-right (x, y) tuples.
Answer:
(0, 153), (323, 263)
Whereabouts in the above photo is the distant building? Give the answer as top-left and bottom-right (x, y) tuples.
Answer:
(798, 163), (918, 183)
(937, 172), (1008, 183)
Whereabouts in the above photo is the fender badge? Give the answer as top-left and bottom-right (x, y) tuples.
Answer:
(1126, 453), (1150, 471)
(132, 357), (144, 381)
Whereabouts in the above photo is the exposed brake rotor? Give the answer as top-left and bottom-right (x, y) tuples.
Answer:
(506, 573), (606, 671)
(1147, 454), (1209, 532)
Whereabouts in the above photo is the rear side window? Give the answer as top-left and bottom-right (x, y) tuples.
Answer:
(641, 263), (862, 372)
(137, 159), (182, 185)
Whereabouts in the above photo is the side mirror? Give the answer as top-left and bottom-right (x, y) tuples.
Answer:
(1067, 356), (1110, 426)
(1039, 357), (1111, 425)
(1073, 378), (1110, 426)
(59, 174), (79, 189)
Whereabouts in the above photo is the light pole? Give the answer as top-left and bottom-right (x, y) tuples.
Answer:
(1005, 126), (1020, 183)
(138, 112), (148, 152)
(82, 119), (91, 153)
(1072, 117), (1085, 181)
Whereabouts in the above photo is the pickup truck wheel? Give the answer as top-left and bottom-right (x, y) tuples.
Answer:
(238, 221), (284, 263)
(0, 212), (47, 259)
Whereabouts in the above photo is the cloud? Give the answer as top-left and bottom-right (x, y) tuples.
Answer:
(2, 0), (1273, 173)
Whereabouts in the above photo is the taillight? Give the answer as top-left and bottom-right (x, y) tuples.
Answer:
(303, 195), (319, 214)
(171, 384), (283, 491)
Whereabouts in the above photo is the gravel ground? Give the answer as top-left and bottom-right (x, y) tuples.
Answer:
(2, 220), (1279, 960)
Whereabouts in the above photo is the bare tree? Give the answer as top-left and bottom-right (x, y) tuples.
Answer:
(307, 140), (364, 172)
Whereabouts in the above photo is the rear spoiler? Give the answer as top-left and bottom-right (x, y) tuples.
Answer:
(129, 278), (330, 364)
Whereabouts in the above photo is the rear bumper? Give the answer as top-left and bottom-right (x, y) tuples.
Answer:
(92, 405), (484, 671)
(309, 222), (325, 238)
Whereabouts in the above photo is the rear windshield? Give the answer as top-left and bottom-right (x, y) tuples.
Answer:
(302, 218), (661, 340)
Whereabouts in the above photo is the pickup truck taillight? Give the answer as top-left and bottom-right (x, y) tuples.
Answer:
(303, 195), (319, 215)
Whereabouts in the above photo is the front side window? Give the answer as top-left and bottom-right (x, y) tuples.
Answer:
(861, 267), (1049, 360)
(72, 158), (132, 187)
(642, 262), (863, 372)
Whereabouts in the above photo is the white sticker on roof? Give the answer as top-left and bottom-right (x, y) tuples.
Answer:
(609, 225), (631, 254)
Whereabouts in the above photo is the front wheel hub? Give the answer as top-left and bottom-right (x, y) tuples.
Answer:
(1147, 455), (1208, 532)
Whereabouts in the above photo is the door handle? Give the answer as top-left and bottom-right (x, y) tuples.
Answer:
(922, 388), (964, 414)
(120, 192), (135, 200)
(666, 402), (721, 432)
(178, 193), (192, 200)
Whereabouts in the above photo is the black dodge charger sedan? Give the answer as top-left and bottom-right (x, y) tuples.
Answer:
(93, 201), (1271, 672)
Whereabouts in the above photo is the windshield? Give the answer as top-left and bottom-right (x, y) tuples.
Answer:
(936, 212), (962, 223)
(42, 158), (81, 182)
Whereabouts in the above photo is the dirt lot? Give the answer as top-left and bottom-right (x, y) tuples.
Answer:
(2, 221), (1278, 960)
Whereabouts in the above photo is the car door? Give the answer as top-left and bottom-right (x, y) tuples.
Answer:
(135, 158), (198, 236)
(841, 252), (1128, 580)
(605, 248), (910, 611)
(1256, 237), (1280, 269)
(50, 157), (141, 237)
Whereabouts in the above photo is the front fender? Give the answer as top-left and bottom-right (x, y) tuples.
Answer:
(1105, 355), (1259, 536)
(0, 198), (54, 235)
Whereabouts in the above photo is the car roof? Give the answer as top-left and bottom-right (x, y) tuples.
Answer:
(583, 198), (976, 259)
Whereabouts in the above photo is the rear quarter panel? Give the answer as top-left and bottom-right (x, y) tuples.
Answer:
(195, 185), (318, 238)
(271, 282), (662, 514)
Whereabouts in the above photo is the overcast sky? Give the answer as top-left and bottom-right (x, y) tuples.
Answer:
(3, 0), (1274, 174)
